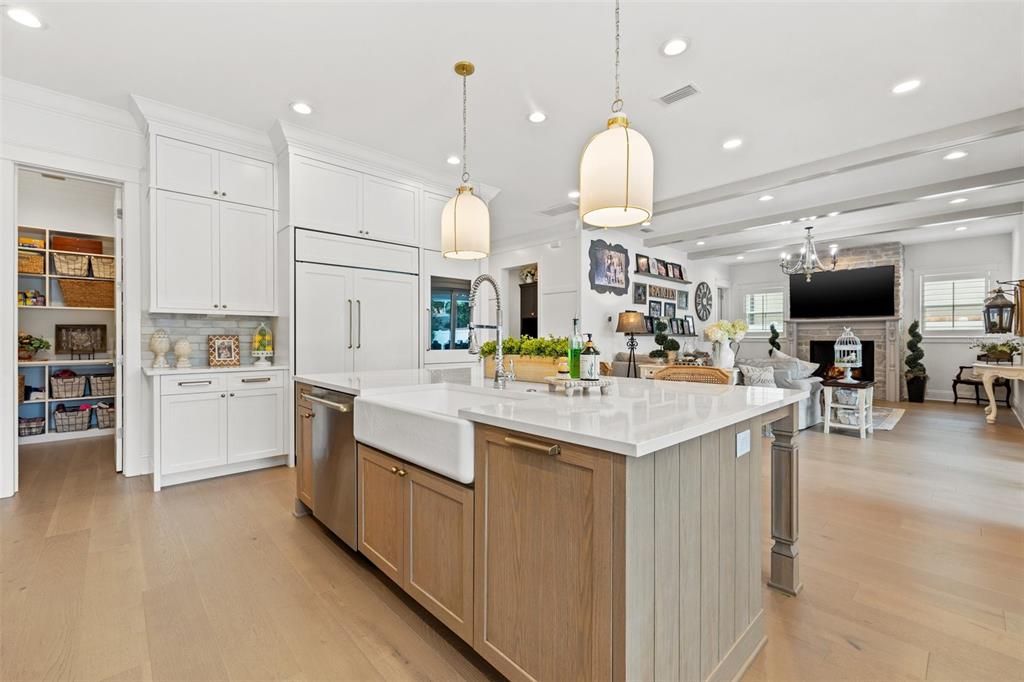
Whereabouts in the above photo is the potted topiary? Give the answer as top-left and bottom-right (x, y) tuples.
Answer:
(18, 332), (50, 361)
(904, 320), (927, 402)
(768, 323), (781, 356)
(649, 320), (671, 363)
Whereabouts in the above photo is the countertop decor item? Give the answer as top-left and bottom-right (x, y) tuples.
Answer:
(479, 334), (570, 383)
(173, 338), (192, 369)
(616, 310), (647, 378)
(208, 334), (241, 367)
(834, 327), (863, 384)
(252, 322), (274, 367)
(704, 319), (748, 369)
(18, 332), (50, 361)
(441, 60), (490, 260)
(578, 0), (653, 228)
(544, 376), (613, 397)
(149, 329), (171, 368)
(983, 287), (1016, 334)
(779, 225), (838, 282)
(694, 281), (713, 320)
(904, 321), (927, 402)
(588, 239), (630, 295)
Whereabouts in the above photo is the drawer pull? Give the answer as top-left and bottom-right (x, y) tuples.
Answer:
(177, 380), (212, 387)
(504, 435), (561, 456)
(241, 377), (271, 383)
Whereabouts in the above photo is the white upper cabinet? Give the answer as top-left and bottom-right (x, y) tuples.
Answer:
(218, 203), (275, 315)
(290, 156), (361, 236)
(420, 190), (449, 252)
(362, 174), (418, 245)
(155, 136), (274, 209)
(154, 192), (220, 312)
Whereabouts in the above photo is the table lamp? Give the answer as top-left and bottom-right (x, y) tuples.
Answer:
(616, 311), (647, 378)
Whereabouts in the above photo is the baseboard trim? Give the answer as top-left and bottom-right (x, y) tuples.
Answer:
(160, 455), (288, 488)
(709, 609), (766, 682)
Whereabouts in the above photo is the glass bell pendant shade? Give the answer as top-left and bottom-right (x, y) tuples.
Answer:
(442, 184), (490, 259)
(579, 115), (654, 228)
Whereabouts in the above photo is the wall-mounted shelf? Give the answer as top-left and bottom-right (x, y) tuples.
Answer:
(628, 333), (698, 338)
(634, 271), (692, 285)
(19, 358), (115, 367)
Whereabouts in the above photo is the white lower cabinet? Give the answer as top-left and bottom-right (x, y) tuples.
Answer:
(160, 392), (228, 474)
(226, 387), (284, 462)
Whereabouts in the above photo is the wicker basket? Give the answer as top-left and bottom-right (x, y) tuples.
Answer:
(18, 250), (44, 275)
(18, 417), (45, 437)
(53, 407), (92, 433)
(89, 374), (116, 396)
(89, 255), (116, 279)
(95, 404), (115, 429)
(52, 253), (90, 277)
(51, 375), (86, 399)
(51, 235), (103, 254)
(57, 279), (115, 308)
(18, 375), (25, 403)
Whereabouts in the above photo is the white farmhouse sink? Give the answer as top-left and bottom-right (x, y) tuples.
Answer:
(354, 384), (538, 483)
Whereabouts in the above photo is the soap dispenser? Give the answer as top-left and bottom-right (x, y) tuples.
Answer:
(579, 333), (601, 381)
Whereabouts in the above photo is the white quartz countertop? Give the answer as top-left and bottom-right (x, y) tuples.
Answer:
(295, 367), (808, 457)
(143, 365), (289, 376)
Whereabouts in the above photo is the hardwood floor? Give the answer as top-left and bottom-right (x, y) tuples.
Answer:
(1, 401), (1021, 681)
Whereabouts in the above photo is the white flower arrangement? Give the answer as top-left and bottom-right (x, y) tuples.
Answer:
(704, 319), (749, 344)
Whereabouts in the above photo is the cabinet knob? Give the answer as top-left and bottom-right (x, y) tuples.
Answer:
(213, 304), (219, 308)
(390, 466), (399, 474)
(221, 192), (227, 197)
(229, 392), (235, 397)
(397, 469), (407, 477)
(213, 190), (219, 195)
(220, 393), (226, 398)
(222, 305), (227, 309)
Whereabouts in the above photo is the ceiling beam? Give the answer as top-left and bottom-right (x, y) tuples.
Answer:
(645, 167), (1024, 247)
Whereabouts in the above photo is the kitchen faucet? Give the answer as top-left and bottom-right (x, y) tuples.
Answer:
(467, 274), (508, 389)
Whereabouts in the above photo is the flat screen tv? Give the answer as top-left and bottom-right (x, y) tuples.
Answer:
(789, 265), (895, 319)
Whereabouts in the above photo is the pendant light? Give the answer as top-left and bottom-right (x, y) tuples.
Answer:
(579, 0), (654, 228)
(442, 61), (490, 260)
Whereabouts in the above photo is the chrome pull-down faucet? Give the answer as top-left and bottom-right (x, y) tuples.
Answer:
(467, 274), (507, 389)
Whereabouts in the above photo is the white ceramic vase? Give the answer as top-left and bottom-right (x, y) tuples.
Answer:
(715, 341), (736, 369)
(173, 338), (192, 368)
(149, 329), (171, 369)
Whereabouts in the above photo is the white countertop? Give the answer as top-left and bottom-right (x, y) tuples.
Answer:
(295, 367), (808, 457)
(143, 364), (289, 376)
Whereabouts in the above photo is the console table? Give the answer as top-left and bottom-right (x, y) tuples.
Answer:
(973, 363), (1024, 424)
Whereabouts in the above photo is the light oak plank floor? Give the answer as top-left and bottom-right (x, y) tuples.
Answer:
(2, 401), (1021, 681)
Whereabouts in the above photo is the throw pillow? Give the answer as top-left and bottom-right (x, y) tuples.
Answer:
(771, 350), (819, 378)
(739, 364), (777, 387)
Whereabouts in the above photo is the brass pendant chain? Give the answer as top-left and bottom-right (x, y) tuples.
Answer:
(461, 74), (470, 185)
(612, 0), (623, 113)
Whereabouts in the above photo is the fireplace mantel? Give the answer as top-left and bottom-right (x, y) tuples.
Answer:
(785, 317), (900, 324)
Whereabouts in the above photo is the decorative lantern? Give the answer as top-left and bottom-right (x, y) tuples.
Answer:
(983, 288), (1016, 334)
(252, 322), (274, 367)
(834, 327), (862, 383)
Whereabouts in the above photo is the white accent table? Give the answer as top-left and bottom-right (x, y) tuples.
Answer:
(823, 379), (874, 439)
(974, 362), (1024, 424)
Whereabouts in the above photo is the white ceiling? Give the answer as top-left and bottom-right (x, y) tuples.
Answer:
(3, 1), (1023, 248)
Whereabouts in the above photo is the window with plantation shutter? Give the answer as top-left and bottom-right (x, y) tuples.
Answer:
(921, 275), (986, 332)
(743, 290), (784, 333)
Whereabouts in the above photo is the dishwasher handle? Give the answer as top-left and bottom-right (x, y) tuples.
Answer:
(301, 393), (352, 412)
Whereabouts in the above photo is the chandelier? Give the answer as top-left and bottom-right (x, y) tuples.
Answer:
(779, 226), (837, 282)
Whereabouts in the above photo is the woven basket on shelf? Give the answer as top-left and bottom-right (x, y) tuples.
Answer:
(18, 417), (45, 437)
(51, 375), (86, 399)
(57, 279), (115, 308)
(18, 250), (44, 275)
(18, 375), (25, 404)
(53, 408), (92, 433)
(95, 404), (115, 429)
(89, 255), (116, 279)
(52, 253), (90, 277)
(89, 374), (116, 396)
(51, 235), (103, 254)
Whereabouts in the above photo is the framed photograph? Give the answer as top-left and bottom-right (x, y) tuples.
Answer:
(635, 254), (650, 274)
(683, 315), (695, 336)
(644, 315), (655, 333)
(649, 284), (674, 300)
(655, 259), (669, 277)
(633, 282), (647, 305)
(664, 302), (676, 318)
(670, 263), (683, 280)
(649, 300), (662, 318)
(679, 266), (688, 282)
(55, 324), (107, 358)
(588, 239), (630, 296)
(670, 318), (681, 334)
(208, 335), (241, 367)
(676, 289), (689, 311)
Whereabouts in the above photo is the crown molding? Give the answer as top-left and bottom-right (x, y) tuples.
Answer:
(491, 217), (580, 254)
(2, 78), (140, 133)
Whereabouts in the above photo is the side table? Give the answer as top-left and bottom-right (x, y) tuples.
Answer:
(822, 379), (874, 439)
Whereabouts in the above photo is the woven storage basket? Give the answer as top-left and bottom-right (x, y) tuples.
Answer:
(89, 255), (116, 279)
(53, 407), (92, 433)
(58, 279), (115, 308)
(53, 253), (90, 277)
(18, 250), (44, 275)
(51, 235), (103, 254)
(18, 375), (25, 403)
(18, 417), (45, 437)
(51, 375), (86, 399)
(89, 374), (116, 396)
(95, 404), (115, 429)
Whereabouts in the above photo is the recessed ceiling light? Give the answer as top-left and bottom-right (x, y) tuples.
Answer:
(722, 138), (743, 150)
(736, 255), (745, 260)
(6, 7), (42, 28)
(943, 150), (968, 160)
(891, 79), (921, 95)
(446, 155), (461, 165)
(827, 211), (840, 217)
(290, 101), (313, 115)
(528, 111), (547, 123)
(568, 190), (580, 199)
(954, 226), (968, 232)
(696, 241), (706, 246)
(758, 194), (774, 202)
(949, 197), (968, 204)
(781, 220), (793, 225)
(662, 38), (688, 56)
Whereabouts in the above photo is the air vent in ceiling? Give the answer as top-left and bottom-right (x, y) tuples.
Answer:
(659, 83), (699, 105)
(539, 202), (578, 217)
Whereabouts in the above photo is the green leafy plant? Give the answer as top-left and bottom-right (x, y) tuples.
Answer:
(768, 324), (781, 356)
(970, 336), (1023, 357)
(18, 333), (50, 353)
(478, 335), (569, 358)
(650, 320), (675, 359)
(904, 320), (926, 378)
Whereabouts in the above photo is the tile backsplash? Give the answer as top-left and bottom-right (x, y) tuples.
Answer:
(141, 314), (273, 367)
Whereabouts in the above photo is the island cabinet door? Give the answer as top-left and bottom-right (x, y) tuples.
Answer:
(295, 402), (314, 509)
(357, 445), (406, 584)
(404, 465), (474, 644)
(473, 425), (619, 682)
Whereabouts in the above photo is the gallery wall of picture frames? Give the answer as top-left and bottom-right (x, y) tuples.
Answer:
(634, 254), (691, 284)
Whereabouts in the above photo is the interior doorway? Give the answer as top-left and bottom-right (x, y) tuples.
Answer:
(503, 263), (538, 337)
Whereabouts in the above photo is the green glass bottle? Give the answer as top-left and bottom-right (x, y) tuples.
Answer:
(569, 317), (583, 379)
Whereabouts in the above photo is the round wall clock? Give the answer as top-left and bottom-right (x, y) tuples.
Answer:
(695, 282), (713, 321)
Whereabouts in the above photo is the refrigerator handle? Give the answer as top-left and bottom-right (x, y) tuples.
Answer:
(356, 299), (362, 349)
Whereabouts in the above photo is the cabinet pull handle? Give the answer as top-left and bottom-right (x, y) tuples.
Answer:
(301, 394), (350, 412)
(178, 380), (212, 386)
(241, 377), (271, 383)
(356, 299), (362, 349)
(504, 435), (561, 456)
(347, 299), (353, 349)
(425, 307), (431, 351)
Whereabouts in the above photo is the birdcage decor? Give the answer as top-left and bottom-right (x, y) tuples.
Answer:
(834, 327), (863, 383)
(251, 322), (274, 367)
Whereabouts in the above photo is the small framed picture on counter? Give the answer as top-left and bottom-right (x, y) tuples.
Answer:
(208, 335), (241, 367)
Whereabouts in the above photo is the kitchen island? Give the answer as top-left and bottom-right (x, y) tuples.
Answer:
(294, 367), (807, 682)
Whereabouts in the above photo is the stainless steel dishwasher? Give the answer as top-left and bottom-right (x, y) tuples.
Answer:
(299, 385), (357, 550)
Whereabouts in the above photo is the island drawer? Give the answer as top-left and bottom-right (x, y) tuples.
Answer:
(160, 374), (227, 395)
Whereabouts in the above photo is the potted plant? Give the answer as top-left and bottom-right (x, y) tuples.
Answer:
(479, 335), (570, 382)
(18, 332), (50, 361)
(648, 320), (673, 363)
(904, 320), (927, 402)
(768, 323), (781, 356)
(970, 336), (1023, 363)
(703, 320), (749, 368)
